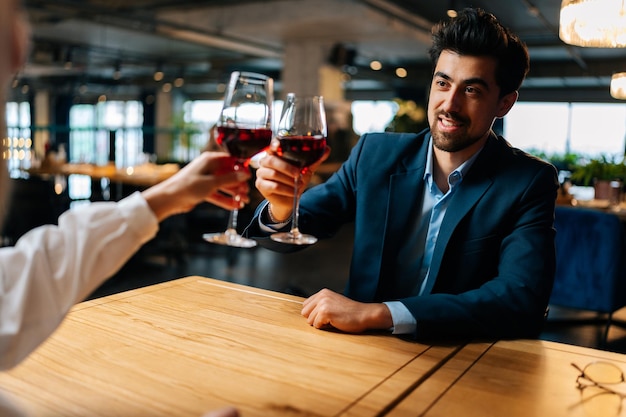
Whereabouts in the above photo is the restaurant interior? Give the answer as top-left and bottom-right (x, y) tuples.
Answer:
(6, 1), (626, 416)
(7, 0), (626, 361)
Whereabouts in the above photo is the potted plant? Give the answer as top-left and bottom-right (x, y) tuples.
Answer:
(570, 154), (626, 200)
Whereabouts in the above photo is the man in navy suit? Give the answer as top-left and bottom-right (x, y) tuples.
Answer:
(246, 8), (558, 340)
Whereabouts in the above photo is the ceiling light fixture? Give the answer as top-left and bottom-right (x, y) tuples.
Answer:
(370, 60), (382, 71)
(154, 63), (164, 82)
(174, 67), (185, 88)
(446, 0), (457, 18)
(559, 0), (626, 47)
(610, 72), (626, 99)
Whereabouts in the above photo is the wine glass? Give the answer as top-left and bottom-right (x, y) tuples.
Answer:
(270, 94), (327, 245)
(203, 71), (273, 248)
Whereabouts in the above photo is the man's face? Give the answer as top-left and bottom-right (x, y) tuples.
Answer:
(427, 50), (516, 154)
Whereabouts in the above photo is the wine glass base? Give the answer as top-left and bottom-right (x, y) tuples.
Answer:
(271, 232), (317, 245)
(203, 232), (257, 248)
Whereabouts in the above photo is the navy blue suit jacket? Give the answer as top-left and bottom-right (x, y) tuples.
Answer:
(245, 129), (559, 339)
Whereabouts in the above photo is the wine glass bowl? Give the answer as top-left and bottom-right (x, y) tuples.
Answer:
(270, 95), (327, 245)
(203, 71), (273, 248)
(272, 134), (327, 169)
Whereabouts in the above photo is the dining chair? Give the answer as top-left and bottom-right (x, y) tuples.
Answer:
(549, 205), (626, 345)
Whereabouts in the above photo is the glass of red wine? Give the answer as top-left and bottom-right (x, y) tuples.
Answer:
(203, 71), (273, 248)
(270, 94), (327, 245)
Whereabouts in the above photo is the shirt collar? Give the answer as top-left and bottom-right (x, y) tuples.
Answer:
(423, 135), (485, 185)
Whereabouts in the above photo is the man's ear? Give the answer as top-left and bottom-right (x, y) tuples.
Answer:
(496, 90), (518, 118)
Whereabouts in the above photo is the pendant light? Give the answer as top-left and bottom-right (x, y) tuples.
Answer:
(559, 0), (626, 47)
(610, 72), (626, 99)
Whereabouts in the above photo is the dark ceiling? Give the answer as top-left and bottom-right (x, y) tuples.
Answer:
(15, 0), (626, 103)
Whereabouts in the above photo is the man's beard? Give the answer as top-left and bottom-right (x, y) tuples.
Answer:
(430, 112), (483, 153)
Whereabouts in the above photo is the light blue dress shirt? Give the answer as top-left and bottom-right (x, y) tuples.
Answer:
(384, 138), (482, 334)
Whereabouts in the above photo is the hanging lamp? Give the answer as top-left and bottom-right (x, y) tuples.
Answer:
(610, 72), (626, 99)
(559, 0), (626, 47)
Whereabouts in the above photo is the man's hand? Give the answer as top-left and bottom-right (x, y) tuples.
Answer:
(255, 145), (331, 222)
(301, 289), (393, 333)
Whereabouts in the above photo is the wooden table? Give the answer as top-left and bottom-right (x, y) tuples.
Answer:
(0, 277), (470, 417)
(3, 277), (626, 417)
(387, 339), (626, 417)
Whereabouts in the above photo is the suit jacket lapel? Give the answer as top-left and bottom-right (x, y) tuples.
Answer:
(386, 136), (429, 242)
(375, 138), (428, 299)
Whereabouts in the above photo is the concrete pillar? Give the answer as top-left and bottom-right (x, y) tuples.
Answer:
(282, 40), (355, 164)
(282, 40), (344, 101)
(33, 90), (50, 158)
(155, 89), (172, 161)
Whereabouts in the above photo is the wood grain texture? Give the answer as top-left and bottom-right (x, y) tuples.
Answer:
(0, 277), (449, 417)
(401, 339), (626, 417)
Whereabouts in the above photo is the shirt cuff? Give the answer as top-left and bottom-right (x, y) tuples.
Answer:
(118, 192), (160, 243)
(258, 201), (290, 232)
(383, 301), (417, 335)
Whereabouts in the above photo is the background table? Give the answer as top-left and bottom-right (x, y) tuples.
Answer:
(0, 276), (467, 417)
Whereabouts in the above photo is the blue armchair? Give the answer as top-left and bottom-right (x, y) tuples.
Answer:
(549, 205), (626, 343)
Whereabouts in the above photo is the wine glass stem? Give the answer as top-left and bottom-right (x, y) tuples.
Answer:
(225, 162), (243, 238)
(226, 195), (241, 236)
(226, 207), (239, 236)
(290, 172), (303, 238)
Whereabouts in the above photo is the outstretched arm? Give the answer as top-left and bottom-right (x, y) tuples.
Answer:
(143, 151), (250, 222)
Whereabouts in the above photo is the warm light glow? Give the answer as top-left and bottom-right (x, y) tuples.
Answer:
(395, 67), (407, 78)
(611, 72), (626, 99)
(447, 9), (458, 18)
(370, 60), (382, 71)
(559, 0), (626, 47)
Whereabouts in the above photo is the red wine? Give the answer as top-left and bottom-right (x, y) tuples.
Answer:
(216, 126), (272, 160)
(275, 135), (327, 169)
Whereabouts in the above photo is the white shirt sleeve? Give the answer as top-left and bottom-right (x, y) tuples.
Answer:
(383, 301), (417, 335)
(0, 192), (159, 370)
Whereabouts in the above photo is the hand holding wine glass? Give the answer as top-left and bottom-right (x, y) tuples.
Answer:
(270, 94), (327, 245)
(203, 71), (273, 248)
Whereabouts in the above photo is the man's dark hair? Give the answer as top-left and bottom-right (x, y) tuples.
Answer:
(429, 8), (530, 97)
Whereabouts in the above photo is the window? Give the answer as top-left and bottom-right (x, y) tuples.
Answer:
(503, 102), (626, 158)
(69, 101), (144, 167)
(4, 101), (32, 174)
(351, 100), (397, 135)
